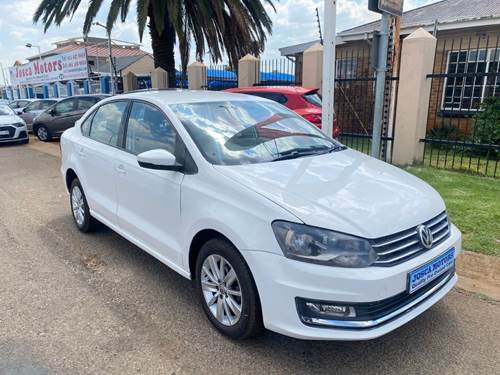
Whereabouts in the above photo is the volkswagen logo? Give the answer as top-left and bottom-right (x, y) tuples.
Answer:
(417, 225), (433, 249)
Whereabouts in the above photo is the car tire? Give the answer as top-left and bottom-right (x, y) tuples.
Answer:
(195, 238), (264, 339)
(36, 125), (51, 142)
(69, 178), (96, 233)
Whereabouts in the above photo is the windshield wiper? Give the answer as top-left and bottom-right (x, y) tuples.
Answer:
(272, 146), (331, 162)
(325, 144), (347, 153)
(272, 144), (346, 162)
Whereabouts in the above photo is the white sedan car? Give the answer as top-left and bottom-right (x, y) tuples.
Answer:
(0, 104), (28, 144)
(60, 90), (461, 341)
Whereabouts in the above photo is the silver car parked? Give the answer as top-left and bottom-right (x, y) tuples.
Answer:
(17, 99), (61, 132)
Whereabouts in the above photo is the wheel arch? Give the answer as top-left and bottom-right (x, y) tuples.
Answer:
(189, 229), (236, 280)
(65, 168), (79, 192)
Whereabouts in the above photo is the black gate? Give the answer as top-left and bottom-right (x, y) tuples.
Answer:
(334, 24), (400, 163)
(423, 35), (500, 178)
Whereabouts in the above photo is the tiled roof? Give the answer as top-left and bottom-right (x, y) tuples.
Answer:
(28, 43), (148, 61)
(341, 0), (500, 36)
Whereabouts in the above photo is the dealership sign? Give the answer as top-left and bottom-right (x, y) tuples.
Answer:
(368, 0), (404, 17)
(9, 48), (89, 86)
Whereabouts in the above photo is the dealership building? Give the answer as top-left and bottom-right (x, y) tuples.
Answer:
(2, 36), (152, 100)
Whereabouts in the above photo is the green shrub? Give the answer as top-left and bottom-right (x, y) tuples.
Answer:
(473, 97), (500, 146)
(428, 123), (460, 140)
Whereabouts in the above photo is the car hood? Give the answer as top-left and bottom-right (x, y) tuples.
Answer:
(214, 149), (445, 239)
(0, 115), (23, 125)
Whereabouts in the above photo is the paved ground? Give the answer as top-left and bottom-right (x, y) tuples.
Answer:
(0, 139), (499, 375)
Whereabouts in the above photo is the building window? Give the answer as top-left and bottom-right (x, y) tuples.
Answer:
(443, 49), (500, 111)
(336, 58), (358, 79)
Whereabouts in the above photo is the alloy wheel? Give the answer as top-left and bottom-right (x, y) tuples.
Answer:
(37, 127), (48, 141)
(201, 254), (243, 326)
(71, 185), (85, 226)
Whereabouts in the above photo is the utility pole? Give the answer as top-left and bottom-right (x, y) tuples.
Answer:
(370, 13), (390, 158)
(368, 0), (404, 159)
(0, 62), (8, 87)
(321, 0), (337, 137)
(93, 22), (116, 95)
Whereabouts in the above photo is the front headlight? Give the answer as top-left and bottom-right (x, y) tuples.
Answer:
(272, 221), (378, 268)
(13, 122), (25, 128)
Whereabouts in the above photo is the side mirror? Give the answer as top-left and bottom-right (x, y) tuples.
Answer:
(15, 108), (23, 115)
(137, 149), (183, 172)
(49, 108), (57, 116)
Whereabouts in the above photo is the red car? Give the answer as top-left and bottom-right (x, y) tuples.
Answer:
(224, 86), (340, 138)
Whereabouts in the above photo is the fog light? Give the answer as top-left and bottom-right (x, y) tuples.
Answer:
(305, 302), (356, 318)
(296, 297), (357, 324)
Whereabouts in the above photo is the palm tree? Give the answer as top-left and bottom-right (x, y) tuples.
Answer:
(33, 0), (275, 87)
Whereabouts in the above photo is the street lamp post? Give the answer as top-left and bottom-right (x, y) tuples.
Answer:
(93, 22), (115, 95)
(26, 43), (43, 64)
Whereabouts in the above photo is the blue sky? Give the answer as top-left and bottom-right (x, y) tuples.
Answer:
(0, 0), (437, 84)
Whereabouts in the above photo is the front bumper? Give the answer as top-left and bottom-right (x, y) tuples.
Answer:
(0, 125), (28, 143)
(242, 224), (461, 340)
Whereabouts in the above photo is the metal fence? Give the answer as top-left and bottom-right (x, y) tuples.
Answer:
(176, 65), (188, 88)
(206, 65), (237, 91)
(423, 35), (500, 178)
(257, 58), (299, 86)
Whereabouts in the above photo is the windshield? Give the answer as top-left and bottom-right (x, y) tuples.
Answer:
(0, 105), (15, 116)
(170, 100), (342, 165)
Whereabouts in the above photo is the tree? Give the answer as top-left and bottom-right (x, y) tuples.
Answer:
(33, 0), (275, 87)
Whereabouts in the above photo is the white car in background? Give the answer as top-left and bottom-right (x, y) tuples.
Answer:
(60, 91), (461, 341)
(0, 104), (28, 145)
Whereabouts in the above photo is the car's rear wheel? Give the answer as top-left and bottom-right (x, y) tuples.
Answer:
(36, 125), (51, 142)
(70, 178), (95, 233)
(195, 238), (263, 339)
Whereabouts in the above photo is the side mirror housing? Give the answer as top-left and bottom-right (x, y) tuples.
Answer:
(49, 108), (57, 116)
(137, 149), (183, 172)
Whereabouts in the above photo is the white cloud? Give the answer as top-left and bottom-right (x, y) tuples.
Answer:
(0, 0), (441, 83)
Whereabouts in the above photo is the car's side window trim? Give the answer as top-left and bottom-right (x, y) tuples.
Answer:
(84, 99), (131, 150)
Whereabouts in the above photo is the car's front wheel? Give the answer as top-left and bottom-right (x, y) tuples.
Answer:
(195, 238), (263, 339)
(70, 178), (95, 233)
(36, 125), (51, 142)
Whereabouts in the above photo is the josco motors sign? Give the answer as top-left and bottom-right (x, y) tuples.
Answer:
(9, 48), (89, 86)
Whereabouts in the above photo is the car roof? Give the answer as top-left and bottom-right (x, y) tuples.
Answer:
(225, 86), (317, 95)
(113, 89), (269, 105)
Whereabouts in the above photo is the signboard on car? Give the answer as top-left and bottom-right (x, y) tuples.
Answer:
(368, 0), (404, 17)
(9, 48), (89, 86)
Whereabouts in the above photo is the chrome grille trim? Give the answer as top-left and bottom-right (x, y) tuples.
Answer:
(372, 212), (451, 267)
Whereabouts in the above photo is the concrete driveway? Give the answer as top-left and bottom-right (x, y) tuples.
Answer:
(0, 139), (499, 374)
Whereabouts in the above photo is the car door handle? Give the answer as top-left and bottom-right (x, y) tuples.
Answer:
(77, 148), (85, 157)
(116, 164), (126, 174)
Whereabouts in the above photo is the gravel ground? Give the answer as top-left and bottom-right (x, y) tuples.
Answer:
(0, 141), (499, 375)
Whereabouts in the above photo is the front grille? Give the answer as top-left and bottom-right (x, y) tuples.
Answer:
(0, 126), (15, 139)
(296, 267), (455, 329)
(372, 211), (451, 267)
(349, 267), (455, 322)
